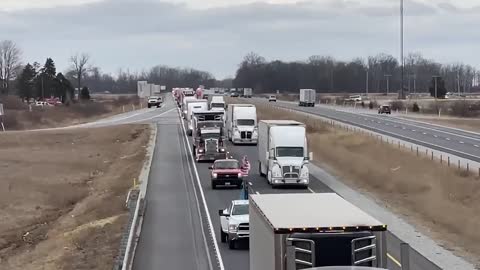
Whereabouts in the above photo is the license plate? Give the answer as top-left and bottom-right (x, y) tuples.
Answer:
(225, 182), (230, 185)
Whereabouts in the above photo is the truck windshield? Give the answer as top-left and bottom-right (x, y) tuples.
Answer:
(276, 147), (304, 157)
(215, 160), (239, 169)
(232, 204), (248, 216)
(211, 103), (224, 108)
(237, 119), (254, 126)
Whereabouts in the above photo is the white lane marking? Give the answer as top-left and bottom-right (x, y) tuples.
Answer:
(394, 125), (398, 128)
(364, 118), (368, 121)
(459, 141), (464, 144)
(179, 109), (225, 270)
(308, 187), (315, 193)
(475, 145), (479, 147)
(126, 108), (176, 123)
(248, 181), (253, 186)
(92, 109), (151, 125)
(402, 127), (406, 130)
(255, 191), (260, 194)
(446, 138), (451, 141)
(412, 129), (416, 132)
(377, 121), (381, 124)
(423, 132), (427, 135)
(179, 129), (214, 270)
(385, 123), (390, 126)
(434, 135), (438, 138)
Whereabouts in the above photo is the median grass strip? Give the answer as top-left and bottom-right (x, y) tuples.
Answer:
(232, 98), (480, 266)
(0, 124), (150, 269)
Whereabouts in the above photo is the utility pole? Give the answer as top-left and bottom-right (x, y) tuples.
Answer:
(366, 69), (369, 96)
(399, 0), (405, 99)
(41, 75), (44, 100)
(385, 74), (392, 95)
(413, 74), (416, 94)
(433, 75), (440, 99)
(457, 71), (460, 95)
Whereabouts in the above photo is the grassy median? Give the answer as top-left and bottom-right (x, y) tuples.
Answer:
(230, 98), (480, 266)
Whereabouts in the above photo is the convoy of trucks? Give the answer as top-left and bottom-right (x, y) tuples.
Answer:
(226, 104), (258, 145)
(299, 88), (316, 107)
(172, 87), (396, 270)
(249, 193), (388, 270)
(258, 120), (311, 188)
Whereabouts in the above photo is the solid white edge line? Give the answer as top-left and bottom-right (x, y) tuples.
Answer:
(178, 108), (226, 270)
(255, 191), (260, 194)
(179, 124), (214, 270)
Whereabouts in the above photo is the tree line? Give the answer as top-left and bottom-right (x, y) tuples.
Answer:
(233, 52), (478, 95)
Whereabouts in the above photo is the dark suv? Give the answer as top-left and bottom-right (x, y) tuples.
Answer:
(378, 105), (391, 114)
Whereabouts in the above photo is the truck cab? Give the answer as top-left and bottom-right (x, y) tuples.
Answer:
(258, 120), (312, 188)
(192, 111), (227, 162)
(219, 200), (249, 249)
(227, 104), (258, 145)
(249, 193), (388, 270)
(210, 95), (226, 111)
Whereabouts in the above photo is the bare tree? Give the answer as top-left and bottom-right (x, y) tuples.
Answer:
(69, 53), (90, 100)
(0, 40), (22, 94)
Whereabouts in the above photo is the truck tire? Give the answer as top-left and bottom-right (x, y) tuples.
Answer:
(220, 228), (227, 243)
(187, 130), (192, 136)
(193, 145), (196, 155)
(147, 104), (151, 108)
(228, 238), (235, 249)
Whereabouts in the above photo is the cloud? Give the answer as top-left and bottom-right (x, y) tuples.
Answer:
(0, 0), (479, 78)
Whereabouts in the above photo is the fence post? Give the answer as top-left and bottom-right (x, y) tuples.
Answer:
(440, 155), (443, 164)
(467, 163), (469, 173)
(448, 156), (450, 167)
(458, 160), (461, 170)
(401, 243), (411, 270)
(431, 152), (434, 160)
(426, 149), (428, 156)
(398, 141), (400, 149)
(416, 147), (419, 156)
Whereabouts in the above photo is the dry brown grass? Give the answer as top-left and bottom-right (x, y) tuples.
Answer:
(241, 98), (480, 266)
(0, 124), (150, 270)
(0, 96), (142, 130)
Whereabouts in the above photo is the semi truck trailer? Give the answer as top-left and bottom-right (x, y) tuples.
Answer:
(249, 193), (388, 270)
(299, 89), (316, 107)
(258, 120), (311, 187)
(226, 104), (258, 144)
(243, 88), (253, 98)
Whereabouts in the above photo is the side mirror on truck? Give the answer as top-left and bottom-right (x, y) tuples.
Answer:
(209, 166), (213, 170)
(218, 209), (228, 216)
(309, 152), (313, 161)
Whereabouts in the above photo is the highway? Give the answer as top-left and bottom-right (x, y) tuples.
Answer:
(88, 96), (445, 270)
(268, 100), (480, 162)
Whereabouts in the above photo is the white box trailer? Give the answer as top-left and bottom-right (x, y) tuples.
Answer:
(226, 104), (258, 144)
(243, 88), (253, 98)
(249, 193), (388, 270)
(299, 89), (316, 107)
(187, 100), (208, 136)
(182, 96), (198, 119)
(258, 120), (311, 187)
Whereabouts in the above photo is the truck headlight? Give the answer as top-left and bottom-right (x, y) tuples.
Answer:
(220, 148), (225, 152)
(300, 167), (309, 177)
(198, 149), (204, 153)
(272, 166), (282, 177)
(229, 224), (238, 232)
(213, 173), (217, 178)
(238, 173), (242, 178)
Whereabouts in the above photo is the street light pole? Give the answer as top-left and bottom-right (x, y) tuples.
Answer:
(366, 69), (369, 96)
(400, 0), (405, 99)
(433, 76), (440, 99)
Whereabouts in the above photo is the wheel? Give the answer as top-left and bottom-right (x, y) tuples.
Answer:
(147, 104), (151, 108)
(228, 237), (235, 249)
(211, 181), (217, 189)
(187, 130), (192, 136)
(157, 105), (160, 108)
(192, 145), (196, 155)
(220, 228), (227, 243)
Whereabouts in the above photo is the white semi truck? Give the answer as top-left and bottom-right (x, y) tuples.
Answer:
(187, 100), (208, 136)
(243, 88), (253, 98)
(258, 120), (311, 187)
(209, 95), (226, 111)
(182, 96), (197, 119)
(226, 104), (258, 144)
(249, 193), (388, 270)
(299, 88), (316, 107)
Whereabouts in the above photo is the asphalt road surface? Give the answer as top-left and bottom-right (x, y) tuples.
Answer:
(92, 96), (442, 270)
(267, 100), (480, 162)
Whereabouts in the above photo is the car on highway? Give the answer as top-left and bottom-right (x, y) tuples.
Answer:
(147, 96), (162, 108)
(219, 200), (249, 249)
(209, 159), (243, 189)
(268, 95), (277, 102)
(378, 105), (391, 114)
(230, 92), (239, 97)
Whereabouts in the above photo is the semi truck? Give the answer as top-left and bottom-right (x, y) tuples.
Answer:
(243, 88), (253, 98)
(249, 193), (388, 270)
(258, 120), (311, 187)
(299, 89), (316, 107)
(182, 96), (198, 119)
(226, 104), (258, 144)
(209, 95), (226, 111)
(186, 100), (208, 136)
(192, 110), (227, 162)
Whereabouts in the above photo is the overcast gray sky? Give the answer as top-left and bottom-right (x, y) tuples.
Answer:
(1, 0), (479, 78)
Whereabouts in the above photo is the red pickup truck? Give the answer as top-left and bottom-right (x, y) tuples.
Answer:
(209, 159), (243, 189)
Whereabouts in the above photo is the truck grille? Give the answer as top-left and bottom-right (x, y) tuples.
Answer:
(217, 173), (238, 179)
(240, 131), (252, 139)
(205, 139), (218, 152)
(238, 223), (249, 231)
(282, 166), (300, 179)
